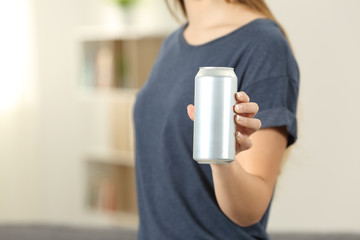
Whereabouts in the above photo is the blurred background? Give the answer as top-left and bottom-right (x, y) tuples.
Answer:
(0, 0), (359, 239)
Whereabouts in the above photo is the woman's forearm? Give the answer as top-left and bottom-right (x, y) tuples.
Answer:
(210, 160), (273, 227)
(187, 94), (286, 227)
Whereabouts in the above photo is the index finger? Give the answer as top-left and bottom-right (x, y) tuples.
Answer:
(235, 91), (250, 103)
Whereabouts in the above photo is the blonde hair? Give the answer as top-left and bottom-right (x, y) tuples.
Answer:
(165, 0), (289, 41)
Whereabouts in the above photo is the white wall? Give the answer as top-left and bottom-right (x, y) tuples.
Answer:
(267, 0), (360, 233)
(0, 0), (359, 233)
(0, 0), (42, 221)
(0, 0), (178, 225)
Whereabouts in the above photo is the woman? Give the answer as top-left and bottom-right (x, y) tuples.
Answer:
(133, 0), (299, 239)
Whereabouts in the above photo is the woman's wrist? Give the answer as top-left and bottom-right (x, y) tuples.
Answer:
(210, 160), (245, 178)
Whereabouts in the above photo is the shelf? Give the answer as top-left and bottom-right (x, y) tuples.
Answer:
(83, 208), (139, 229)
(85, 159), (138, 217)
(86, 149), (135, 167)
(78, 32), (163, 228)
(79, 37), (164, 89)
(75, 24), (171, 42)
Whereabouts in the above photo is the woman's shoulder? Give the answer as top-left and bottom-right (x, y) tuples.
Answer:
(245, 19), (298, 74)
(242, 19), (291, 53)
(236, 19), (299, 84)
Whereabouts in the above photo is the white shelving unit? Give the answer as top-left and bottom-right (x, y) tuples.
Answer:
(77, 26), (168, 228)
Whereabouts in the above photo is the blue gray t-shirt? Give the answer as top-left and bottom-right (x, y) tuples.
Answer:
(133, 19), (299, 240)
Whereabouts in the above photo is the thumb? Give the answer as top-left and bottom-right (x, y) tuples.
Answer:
(187, 104), (195, 121)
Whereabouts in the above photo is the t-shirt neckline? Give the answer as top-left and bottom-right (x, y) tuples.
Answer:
(179, 18), (273, 49)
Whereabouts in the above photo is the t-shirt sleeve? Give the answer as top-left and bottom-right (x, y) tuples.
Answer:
(236, 34), (300, 147)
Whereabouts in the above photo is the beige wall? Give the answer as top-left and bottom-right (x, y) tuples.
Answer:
(267, 0), (360, 232)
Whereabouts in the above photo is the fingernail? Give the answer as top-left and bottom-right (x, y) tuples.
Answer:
(237, 92), (242, 98)
(236, 115), (242, 121)
(235, 104), (243, 112)
(236, 131), (241, 137)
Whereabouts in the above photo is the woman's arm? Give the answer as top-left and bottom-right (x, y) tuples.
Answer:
(210, 126), (287, 227)
(187, 91), (288, 227)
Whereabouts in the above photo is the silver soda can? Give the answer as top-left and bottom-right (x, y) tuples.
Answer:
(193, 67), (238, 164)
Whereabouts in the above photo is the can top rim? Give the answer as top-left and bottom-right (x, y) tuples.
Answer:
(199, 66), (234, 70)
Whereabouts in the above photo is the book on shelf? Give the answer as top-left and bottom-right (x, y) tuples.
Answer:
(80, 37), (165, 90)
(81, 41), (98, 87)
(98, 177), (118, 212)
(86, 161), (137, 214)
(95, 42), (114, 89)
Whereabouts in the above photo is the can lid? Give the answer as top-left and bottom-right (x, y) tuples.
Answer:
(199, 66), (234, 70)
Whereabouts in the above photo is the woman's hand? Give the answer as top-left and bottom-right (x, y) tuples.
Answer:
(186, 91), (261, 155)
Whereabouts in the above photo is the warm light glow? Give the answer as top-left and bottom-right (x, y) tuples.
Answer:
(0, 0), (34, 112)
(0, 79), (23, 111)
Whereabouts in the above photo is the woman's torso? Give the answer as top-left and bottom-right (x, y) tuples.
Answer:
(133, 19), (297, 240)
